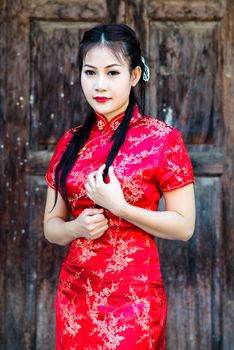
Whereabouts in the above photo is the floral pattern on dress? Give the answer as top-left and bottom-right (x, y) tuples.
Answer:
(45, 103), (194, 349)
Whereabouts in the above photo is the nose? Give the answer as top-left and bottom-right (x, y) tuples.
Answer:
(94, 73), (107, 91)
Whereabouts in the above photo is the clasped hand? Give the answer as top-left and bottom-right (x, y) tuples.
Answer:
(85, 164), (126, 216)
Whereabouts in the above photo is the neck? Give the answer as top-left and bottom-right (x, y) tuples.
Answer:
(97, 100), (129, 121)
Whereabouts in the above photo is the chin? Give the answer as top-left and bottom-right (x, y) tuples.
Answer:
(94, 104), (115, 114)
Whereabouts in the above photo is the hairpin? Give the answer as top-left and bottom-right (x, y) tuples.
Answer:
(141, 56), (150, 82)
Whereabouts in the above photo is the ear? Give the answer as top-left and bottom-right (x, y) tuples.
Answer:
(131, 66), (142, 87)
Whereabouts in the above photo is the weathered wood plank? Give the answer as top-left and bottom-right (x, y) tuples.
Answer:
(30, 20), (87, 150)
(157, 177), (223, 349)
(28, 0), (107, 19)
(26, 150), (226, 176)
(30, 21), (130, 151)
(0, 0), (7, 348)
(26, 176), (66, 350)
(27, 0), (125, 24)
(4, 0), (30, 349)
(1, 0), (233, 349)
(149, 20), (222, 145)
(221, 0), (234, 348)
(147, 0), (225, 20)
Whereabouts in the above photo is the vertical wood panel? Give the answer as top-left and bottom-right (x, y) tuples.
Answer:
(30, 21), (91, 150)
(157, 177), (223, 349)
(5, 1), (30, 348)
(0, 0), (7, 347)
(106, 0), (126, 23)
(222, 0), (234, 348)
(0, 0), (233, 349)
(26, 176), (66, 350)
(149, 21), (222, 145)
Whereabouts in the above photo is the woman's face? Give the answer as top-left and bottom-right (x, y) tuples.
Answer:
(81, 45), (141, 121)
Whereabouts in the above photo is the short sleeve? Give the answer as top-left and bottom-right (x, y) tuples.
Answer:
(156, 128), (194, 192)
(45, 128), (74, 190)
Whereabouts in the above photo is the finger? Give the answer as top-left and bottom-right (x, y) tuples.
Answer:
(90, 214), (107, 223)
(89, 170), (98, 177)
(82, 208), (104, 216)
(88, 169), (98, 175)
(88, 219), (108, 233)
(87, 172), (97, 188)
(89, 232), (103, 241)
(108, 165), (116, 180)
(85, 182), (92, 193)
(85, 183), (92, 198)
(95, 164), (106, 186)
(88, 225), (109, 240)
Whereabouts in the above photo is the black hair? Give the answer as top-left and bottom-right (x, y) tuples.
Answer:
(51, 23), (147, 212)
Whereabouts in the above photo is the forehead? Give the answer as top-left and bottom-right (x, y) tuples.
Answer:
(83, 45), (128, 67)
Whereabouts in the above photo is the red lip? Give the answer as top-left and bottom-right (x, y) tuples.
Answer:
(94, 97), (111, 102)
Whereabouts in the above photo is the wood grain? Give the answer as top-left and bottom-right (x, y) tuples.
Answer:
(0, 1), (7, 347)
(4, 0), (30, 348)
(149, 21), (222, 145)
(0, 0), (234, 349)
(157, 177), (223, 349)
(221, 0), (234, 348)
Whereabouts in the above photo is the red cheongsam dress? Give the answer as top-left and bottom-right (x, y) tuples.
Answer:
(45, 103), (194, 350)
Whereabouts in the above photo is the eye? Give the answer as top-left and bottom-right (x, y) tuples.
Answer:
(108, 71), (120, 76)
(84, 70), (95, 75)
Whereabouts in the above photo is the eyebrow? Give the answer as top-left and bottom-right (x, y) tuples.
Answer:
(83, 64), (122, 68)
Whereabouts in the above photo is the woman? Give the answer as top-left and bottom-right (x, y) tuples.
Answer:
(44, 23), (195, 350)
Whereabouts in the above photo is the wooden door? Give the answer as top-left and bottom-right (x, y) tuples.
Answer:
(0, 0), (233, 349)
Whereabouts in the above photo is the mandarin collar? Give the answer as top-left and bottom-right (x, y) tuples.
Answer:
(94, 103), (142, 131)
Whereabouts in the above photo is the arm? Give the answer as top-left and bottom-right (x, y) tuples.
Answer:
(117, 184), (196, 241)
(85, 165), (195, 241)
(43, 187), (109, 246)
(43, 126), (109, 246)
(43, 187), (78, 245)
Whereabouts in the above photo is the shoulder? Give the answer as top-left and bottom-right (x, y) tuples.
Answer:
(66, 124), (82, 137)
(53, 124), (82, 153)
(60, 124), (82, 141)
(139, 115), (181, 140)
(46, 124), (83, 182)
(70, 124), (82, 133)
